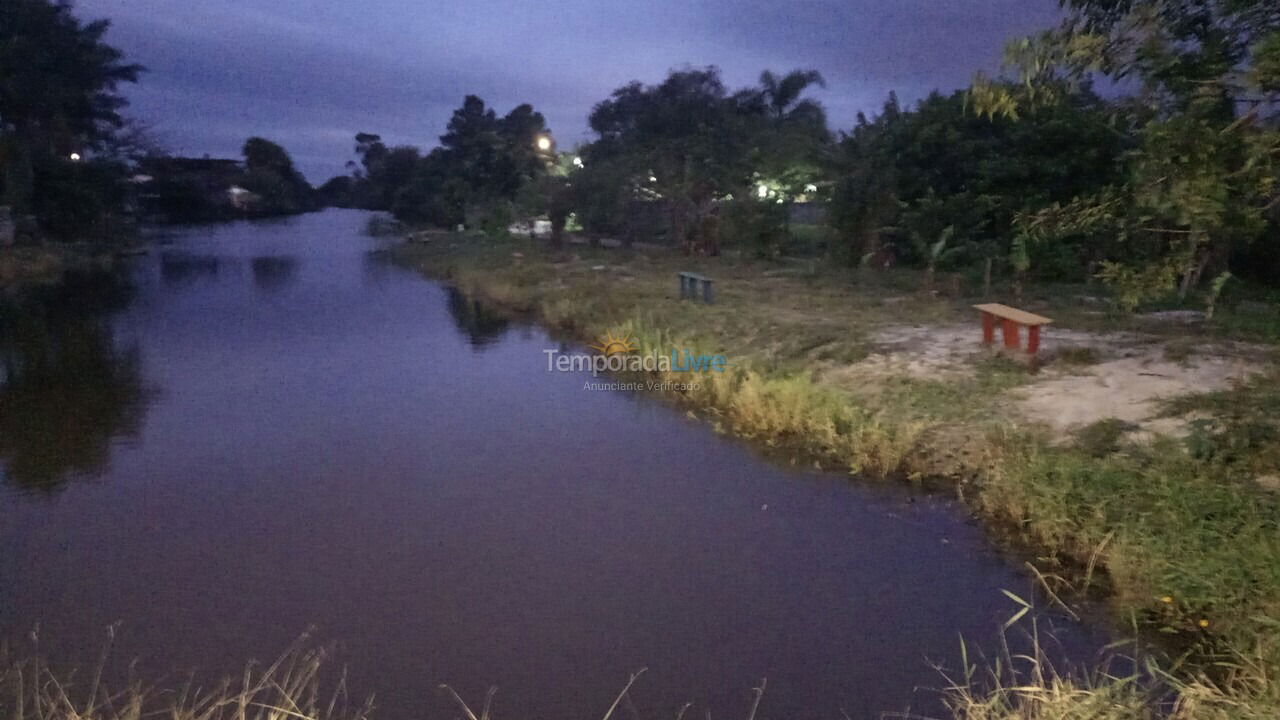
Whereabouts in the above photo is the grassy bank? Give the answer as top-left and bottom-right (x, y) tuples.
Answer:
(5, 634), (1278, 720)
(0, 637), (373, 720)
(0, 244), (124, 293)
(390, 232), (1280, 717)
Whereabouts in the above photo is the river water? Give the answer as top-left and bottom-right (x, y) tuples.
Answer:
(0, 210), (1111, 719)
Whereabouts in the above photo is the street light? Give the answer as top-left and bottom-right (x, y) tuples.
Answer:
(69, 152), (82, 162)
(536, 135), (552, 151)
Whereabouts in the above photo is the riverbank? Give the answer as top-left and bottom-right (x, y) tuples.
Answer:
(391, 231), (1280, 717)
(0, 246), (66, 288)
(0, 243), (132, 292)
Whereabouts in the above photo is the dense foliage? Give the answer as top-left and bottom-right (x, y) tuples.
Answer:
(325, 97), (552, 230)
(582, 67), (827, 254)
(2, 1), (321, 236)
(0, 0), (141, 239)
(342, 16), (1276, 306)
(239, 137), (317, 216)
(829, 87), (1128, 284)
(972, 0), (1280, 305)
(14, 0), (1278, 303)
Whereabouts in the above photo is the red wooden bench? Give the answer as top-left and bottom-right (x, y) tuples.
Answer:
(974, 303), (1052, 356)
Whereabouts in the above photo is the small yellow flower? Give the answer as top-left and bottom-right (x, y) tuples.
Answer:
(1198, 619), (1210, 628)
(1160, 596), (1173, 604)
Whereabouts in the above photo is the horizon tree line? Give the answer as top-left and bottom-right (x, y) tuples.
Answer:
(5, 0), (1278, 309)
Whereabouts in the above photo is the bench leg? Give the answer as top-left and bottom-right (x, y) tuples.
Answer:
(1001, 319), (1020, 350)
(981, 312), (995, 344)
(1027, 325), (1041, 355)
(703, 281), (713, 304)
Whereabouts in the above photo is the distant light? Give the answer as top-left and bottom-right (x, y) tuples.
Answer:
(648, 175), (657, 183)
(757, 184), (769, 199)
(536, 136), (552, 151)
(572, 156), (584, 168)
(69, 153), (82, 162)
(804, 183), (818, 193)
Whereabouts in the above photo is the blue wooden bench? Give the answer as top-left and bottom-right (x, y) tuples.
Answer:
(678, 272), (715, 303)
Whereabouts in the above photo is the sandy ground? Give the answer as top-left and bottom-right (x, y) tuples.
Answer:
(842, 322), (1272, 438)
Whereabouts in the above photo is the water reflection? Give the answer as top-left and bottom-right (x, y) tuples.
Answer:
(159, 252), (221, 285)
(0, 274), (153, 493)
(251, 256), (300, 294)
(445, 288), (510, 349)
(361, 249), (398, 288)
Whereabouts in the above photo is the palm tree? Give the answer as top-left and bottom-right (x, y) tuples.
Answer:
(757, 69), (827, 126)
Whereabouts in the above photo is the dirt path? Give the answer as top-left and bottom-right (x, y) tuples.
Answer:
(837, 322), (1272, 438)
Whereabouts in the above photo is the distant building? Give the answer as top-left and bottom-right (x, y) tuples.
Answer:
(134, 157), (249, 222)
(138, 156), (243, 186)
(227, 186), (260, 211)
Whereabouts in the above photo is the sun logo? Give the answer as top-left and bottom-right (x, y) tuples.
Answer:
(590, 329), (637, 356)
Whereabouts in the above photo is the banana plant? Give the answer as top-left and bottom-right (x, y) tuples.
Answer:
(922, 225), (957, 293)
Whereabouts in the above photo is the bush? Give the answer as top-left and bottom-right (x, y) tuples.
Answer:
(467, 200), (516, 239)
(718, 199), (787, 257)
(30, 159), (131, 241)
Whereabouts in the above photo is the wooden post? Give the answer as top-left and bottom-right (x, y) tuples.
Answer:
(1001, 318), (1020, 350)
(981, 312), (995, 344)
(1027, 325), (1041, 355)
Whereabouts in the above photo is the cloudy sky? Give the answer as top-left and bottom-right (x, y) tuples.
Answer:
(76, 0), (1064, 182)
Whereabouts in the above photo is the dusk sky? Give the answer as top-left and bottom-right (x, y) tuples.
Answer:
(77, 0), (1064, 182)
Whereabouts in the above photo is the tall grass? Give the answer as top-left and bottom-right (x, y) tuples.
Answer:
(7, 627), (1276, 720)
(0, 631), (371, 720)
(945, 632), (1280, 720)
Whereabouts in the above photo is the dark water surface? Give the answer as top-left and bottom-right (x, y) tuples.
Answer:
(0, 210), (1110, 719)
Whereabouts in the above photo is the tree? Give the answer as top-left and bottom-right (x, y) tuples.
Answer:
(345, 133), (421, 211)
(587, 69), (745, 253)
(749, 69), (831, 197)
(971, 0), (1280, 306)
(830, 87), (1126, 276)
(565, 153), (632, 242)
(829, 95), (904, 264)
(575, 67), (832, 255)
(317, 175), (354, 207)
(437, 96), (550, 213)
(339, 97), (552, 227)
(0, 0), (142, 235)
(239, 137), (315, 216)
